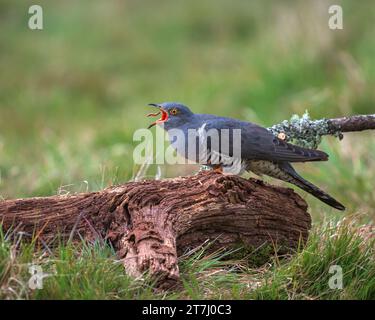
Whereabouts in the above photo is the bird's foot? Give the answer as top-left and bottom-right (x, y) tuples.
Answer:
(212, 165), (223, 174)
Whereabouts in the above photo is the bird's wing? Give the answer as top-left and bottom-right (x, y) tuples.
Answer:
(202, 118), (328, 162)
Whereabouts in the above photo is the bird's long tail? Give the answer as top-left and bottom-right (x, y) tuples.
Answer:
(278, 162), (345, 211)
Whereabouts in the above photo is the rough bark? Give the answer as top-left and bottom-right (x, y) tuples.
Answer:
(328, 114), (375, 133)
(0, 171), (311, 289)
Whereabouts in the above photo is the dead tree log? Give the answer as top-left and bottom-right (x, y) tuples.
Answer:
(0, 172), (310, 289)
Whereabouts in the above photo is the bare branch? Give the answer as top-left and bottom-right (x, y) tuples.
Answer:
(328, 114), (375, 133)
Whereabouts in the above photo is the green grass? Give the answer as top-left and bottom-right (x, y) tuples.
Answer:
(0, 0), (374, 299)
(0, 218), (373, 299)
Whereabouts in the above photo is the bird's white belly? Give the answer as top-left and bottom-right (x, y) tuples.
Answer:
(167, 125), (245, 174)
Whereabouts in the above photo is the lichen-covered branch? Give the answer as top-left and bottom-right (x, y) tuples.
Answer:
(268, 112), (375, 149)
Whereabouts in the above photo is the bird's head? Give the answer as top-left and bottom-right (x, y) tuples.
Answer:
(146, 102), (194, 130)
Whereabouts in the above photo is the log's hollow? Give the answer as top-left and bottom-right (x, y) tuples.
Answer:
(0, 171), (311, 289)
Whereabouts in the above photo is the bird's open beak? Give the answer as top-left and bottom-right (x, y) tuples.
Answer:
(146, 104), (169, 129)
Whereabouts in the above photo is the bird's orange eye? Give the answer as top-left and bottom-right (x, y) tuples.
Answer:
(170, 108), (178, 115)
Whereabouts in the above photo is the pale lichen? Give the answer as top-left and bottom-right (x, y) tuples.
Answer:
(268, 111), (343, 149)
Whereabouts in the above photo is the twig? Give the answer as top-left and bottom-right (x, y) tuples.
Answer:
(328, 114), (375, 133)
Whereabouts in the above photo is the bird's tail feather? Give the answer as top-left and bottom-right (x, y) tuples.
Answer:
(278, 162), (345, 211)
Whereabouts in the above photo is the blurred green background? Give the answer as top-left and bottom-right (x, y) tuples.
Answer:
(0, 0), (374, 219)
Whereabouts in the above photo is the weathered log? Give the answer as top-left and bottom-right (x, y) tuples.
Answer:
(0, 171), (311, 289)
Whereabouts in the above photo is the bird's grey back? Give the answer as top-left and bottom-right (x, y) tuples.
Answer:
(185, 114), (329, 163)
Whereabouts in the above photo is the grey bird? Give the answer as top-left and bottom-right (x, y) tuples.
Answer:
(146, 102), (345, 211)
